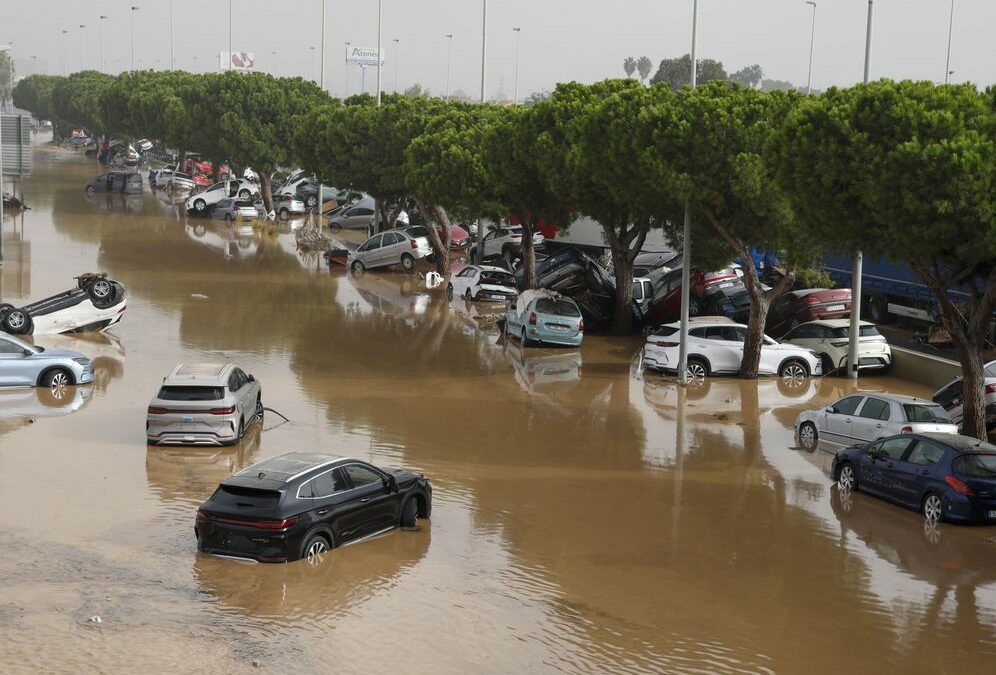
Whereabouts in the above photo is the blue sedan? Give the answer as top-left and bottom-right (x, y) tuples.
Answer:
(0, 333), (93, 387)
(831, 432), (996, 523)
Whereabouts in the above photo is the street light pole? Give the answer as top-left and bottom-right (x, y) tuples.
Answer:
(228, 0), (233, 71)
(944, 0), (955, 84)
(848, 0), (874, 380)
(344, 42), (351, 97)
(271, 51), (277, 75)
(79, 25), (86, 71)
(393, 38), (400, 92)
(677, 0), (698, 385)
(99, 16), (107, 72)
(805, 2), (816, 94)
(130, 7), (139, 72)
(319, 0), (326, 91)
(512, 27), (521, 104)
(170, 0), (174, 69)
(444, 34), (453, 101)
(376, 0), (383, 105)
(480, 0), (487, 103)
(62, 29), (69, 75)
(309, 46), (316, 82)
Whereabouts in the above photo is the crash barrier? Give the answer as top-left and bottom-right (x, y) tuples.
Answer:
(889, 346), (960, 390)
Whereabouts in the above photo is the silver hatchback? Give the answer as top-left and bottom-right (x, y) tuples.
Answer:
(348, 230), (431, 273)
(146, 363), (262, 446)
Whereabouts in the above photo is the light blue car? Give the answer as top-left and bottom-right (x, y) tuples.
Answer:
(505, 290), (585, 347)
(0, 332), (93, 387)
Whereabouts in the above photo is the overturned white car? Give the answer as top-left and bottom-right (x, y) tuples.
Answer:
(0, 273), (127, 336)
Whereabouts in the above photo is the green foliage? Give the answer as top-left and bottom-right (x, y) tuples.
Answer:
(623, 57), (636, 78)
(729, 65), (764, 89)
(637, 57), (653, 84)
(13, 74), (63, 122)
(0, 51), (14, 103)
(51, 71), (117, 136)
(650, 55), (727, 89)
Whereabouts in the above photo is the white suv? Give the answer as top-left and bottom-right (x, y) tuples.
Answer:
(643, 317), (822, 379)
(780, 319), (892, 374)
(186, 179), (261, 214)
(470, 225), (545, 261)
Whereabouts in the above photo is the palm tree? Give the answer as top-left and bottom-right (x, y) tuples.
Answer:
(637, 56), (653, 84)
(623, 56), (637, 79)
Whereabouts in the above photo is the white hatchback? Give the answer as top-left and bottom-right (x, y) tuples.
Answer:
(447, 265), (518, 302)
(780, 319), (892, 374)
(643, 317), (822, 379)
(795, 392), (958, 451)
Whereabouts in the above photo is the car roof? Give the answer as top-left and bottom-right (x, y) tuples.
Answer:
(163, 363), (236, 386)
(851, 392), (936, 405)
(663, 316), (737, 327)
(800, 318), (872, 328)
(234, 452), (353, 484)
(913, 433), (996, 452)
(478, 265), (513, 273)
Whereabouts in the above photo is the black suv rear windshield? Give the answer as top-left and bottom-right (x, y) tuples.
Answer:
(535, 298), (580, 317)
(213, 485), (282, 508)
(157, 386), (224, 401)
(903, 404), (951, 423)
(955, 454), (996, 478)
(828, 325), (881, 338)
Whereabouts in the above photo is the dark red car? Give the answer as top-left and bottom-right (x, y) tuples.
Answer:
(766, 288), (852, 337)
(641, 266), (746, 326)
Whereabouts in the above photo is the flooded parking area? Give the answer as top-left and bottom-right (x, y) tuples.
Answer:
(2, 145), (995, 674)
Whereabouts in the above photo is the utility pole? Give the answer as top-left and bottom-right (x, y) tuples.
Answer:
(344, 42), (351, 97)
(79, 25), (86, 71)
(130, 7), (139, 72)
(319, 0), (326, 91)
(444, 34), (453, 100)
(848, 0), (873, 380)
(99, 16), (107, 72)
(228, 0), (233, 71)
(677, 0), (698, 385)
(62, 29), (69, 75)
(512, 28), (521, 104)
(170, 0), (175, 69)
(480, 0), (487, 104)
(393, 38), (400, 92)
(944, 0), (955, 84)
(805, 2), (816, 94)
(376, 0), (383, 105)
(271, 51), (277, 75)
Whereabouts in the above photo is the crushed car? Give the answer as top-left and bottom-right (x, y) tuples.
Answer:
(0, 273), (126, 336)
(447, 264), (518, 302)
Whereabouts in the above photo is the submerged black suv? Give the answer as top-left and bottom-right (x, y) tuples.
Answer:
(195, 453), (432, 563)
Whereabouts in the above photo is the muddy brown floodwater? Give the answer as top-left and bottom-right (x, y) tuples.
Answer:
(1, 143), (994, 675)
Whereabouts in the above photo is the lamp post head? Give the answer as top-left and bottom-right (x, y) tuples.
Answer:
(100, 15), (107, 19)
(806, 1), (816, 6)
(80, 24), (86, 29)
(513, 27), (521, 32)
(393, 38), (399, 44)
(445, 34), (453, 39)
(131, 6), (140, 11)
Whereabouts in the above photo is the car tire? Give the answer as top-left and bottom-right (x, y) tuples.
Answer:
(400, 254), (416, 272)
(799, 422), (818, 451)
(688, 298), (701, 317)
(446, 284), (454, 300)
(401, 497), (418, 529)
(922, 492), (944, 523)
(464, 288), (473, 301)
(306, 196), (317, 207)
(820, 354), (834, 376)
(41, 368), (73, 388)
(837, 462), (857, 492)
(868, 294), (891, 324)
(238, 189), (250, 199)
(3, 308), (32, 335)
(279, 207), (289, 218)
(521, 328), (531, 347)
(224, 213), (234, 222)
(0, 303), (13, 322)
(85, 185), (95, 197)
(779, 358), (809, 378)
(351, 260), (365, 274)
(194, 198), (206, 212)
(255, 395), (263, 421)
(686, 357), (709, 380)
(302, 532), (332, 564)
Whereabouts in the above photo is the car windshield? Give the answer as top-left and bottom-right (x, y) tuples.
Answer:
(480, 271), (515, 286)
(903, 404), (952, 423)
(828, 325), (882, 338)
(955, 454), (996, 478)
(535, 298), (580, 317)
(157, 386), (224, 401)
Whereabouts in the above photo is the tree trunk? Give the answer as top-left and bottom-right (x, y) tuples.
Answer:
(519, 215), (537, 289)
(415, 199), (451, 277)
(913, 262), (996, 441)
(602, 221), (649, 335)
(259, 171), (275, 215)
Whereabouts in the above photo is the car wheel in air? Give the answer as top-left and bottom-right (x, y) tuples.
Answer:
(351, 260), (365, 274)
(446, 284), (454, 300)
(302, 532), (332, 565)
(688, 298), (701, 317)
(686, 357), (708, 380)
(837, 462), (857, 492)
(400, 254), (416, 272)
(194, 199), (206, 212)
(238, 189), (250, 199)
(401, 497), (418, 529)
(0, 303), (13, 321)
(922, 492), (944, 523)
(868, 294), (891, 324)
(85, 185), (95, 197)
(307, 196), (317, 207)
(42, 368), (73, 388)
(779, 358), (808, 379)
(799, 422), (818, 451)
(3, 308), (31, 335)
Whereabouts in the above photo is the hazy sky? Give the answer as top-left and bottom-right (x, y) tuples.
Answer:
(6, 1), (995, 98)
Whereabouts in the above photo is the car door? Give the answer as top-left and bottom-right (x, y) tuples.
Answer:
(933, 378), (964, 423)
(891, 440), (947, 507)
(298, 468), (351, 539)
(864, 436), (916, 499)
(851, 396), (892, 443)
(346, 206), (375, 230)
(339, 463), (397, 537)
(705, 326), (743, 374)
(0, 337), (30, 386)
(379, 231), (404, 266)
(824, 395), (865, 445)
(506, 296), (521, 332)
(362, 233), (385, 267)
(233, 368), (255, 426)
(452, 267), (475, 297)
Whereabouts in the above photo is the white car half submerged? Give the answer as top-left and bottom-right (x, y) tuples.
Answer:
(447, 265), (518, 302)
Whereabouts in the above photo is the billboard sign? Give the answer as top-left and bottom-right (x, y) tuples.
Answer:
(220, 52), (256, 71)
(346, 46), (385, 67)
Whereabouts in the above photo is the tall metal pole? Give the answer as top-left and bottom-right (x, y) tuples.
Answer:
(444, 34), (453, 100)
(79, 25), (86, 71)
(310, 47), (316, 82)
(376, 0), (383, 105)
(99, 16), (107, 72)
(677, 0), (698, 385)
(944, 0), (955, 84)
(512, 27), (521, 104)
(344, 42), (351, 97)
(62, 29), (68, 75)
(393, 39), (400, 92)
(480, 0), (488, 103)
(0, 98), (4, 262)
(271, 51), (277, 75)
(849, 0), (873, 380)
(320, 0), (326, 90)
(130, 7), (139, 72)
(228, 0), (233, 71)
(805, 2), (816, 94)
(170, 0), (175, 69)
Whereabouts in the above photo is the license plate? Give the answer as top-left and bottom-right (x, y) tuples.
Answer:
(718, 281), (734, 288)
(183, 415), (194, 423)
(549, 325), (568, 331)
(989, 510), (996, 519)
(827, 304), (845, 312)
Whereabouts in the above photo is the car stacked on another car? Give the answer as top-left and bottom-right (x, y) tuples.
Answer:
(146, 363), (262, 446)
(185, 179), (261, 215)
(272, 194), (307, 218)
(831, 433), (996, 523)
(447, 265), (518, 302)
(470, 225), (546, 263)
(795, 392), (957, 451)
(780, 319), (892, 375)
(195, 452), (432, 563)
(766, 287), (852, 337)
(329, 197), (376, 230)
(505, 290), (584, 347)
(933, 361), (996, 432)
(642, 317), (821, 379)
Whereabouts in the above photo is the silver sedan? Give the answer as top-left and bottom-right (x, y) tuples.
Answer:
(0, 333), (94, 387)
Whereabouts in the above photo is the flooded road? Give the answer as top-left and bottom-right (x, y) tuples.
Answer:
(1, 144), (995, 674)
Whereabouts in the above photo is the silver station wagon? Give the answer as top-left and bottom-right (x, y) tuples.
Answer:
(146, 363), (262, 446)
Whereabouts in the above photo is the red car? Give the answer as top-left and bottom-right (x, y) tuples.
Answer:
(182, 156), (213, 176)
(766, 288), (852, 337)
(448, 224), (470, 250)
(191, 173), (211, 188)
(642, 266), (747, 326)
